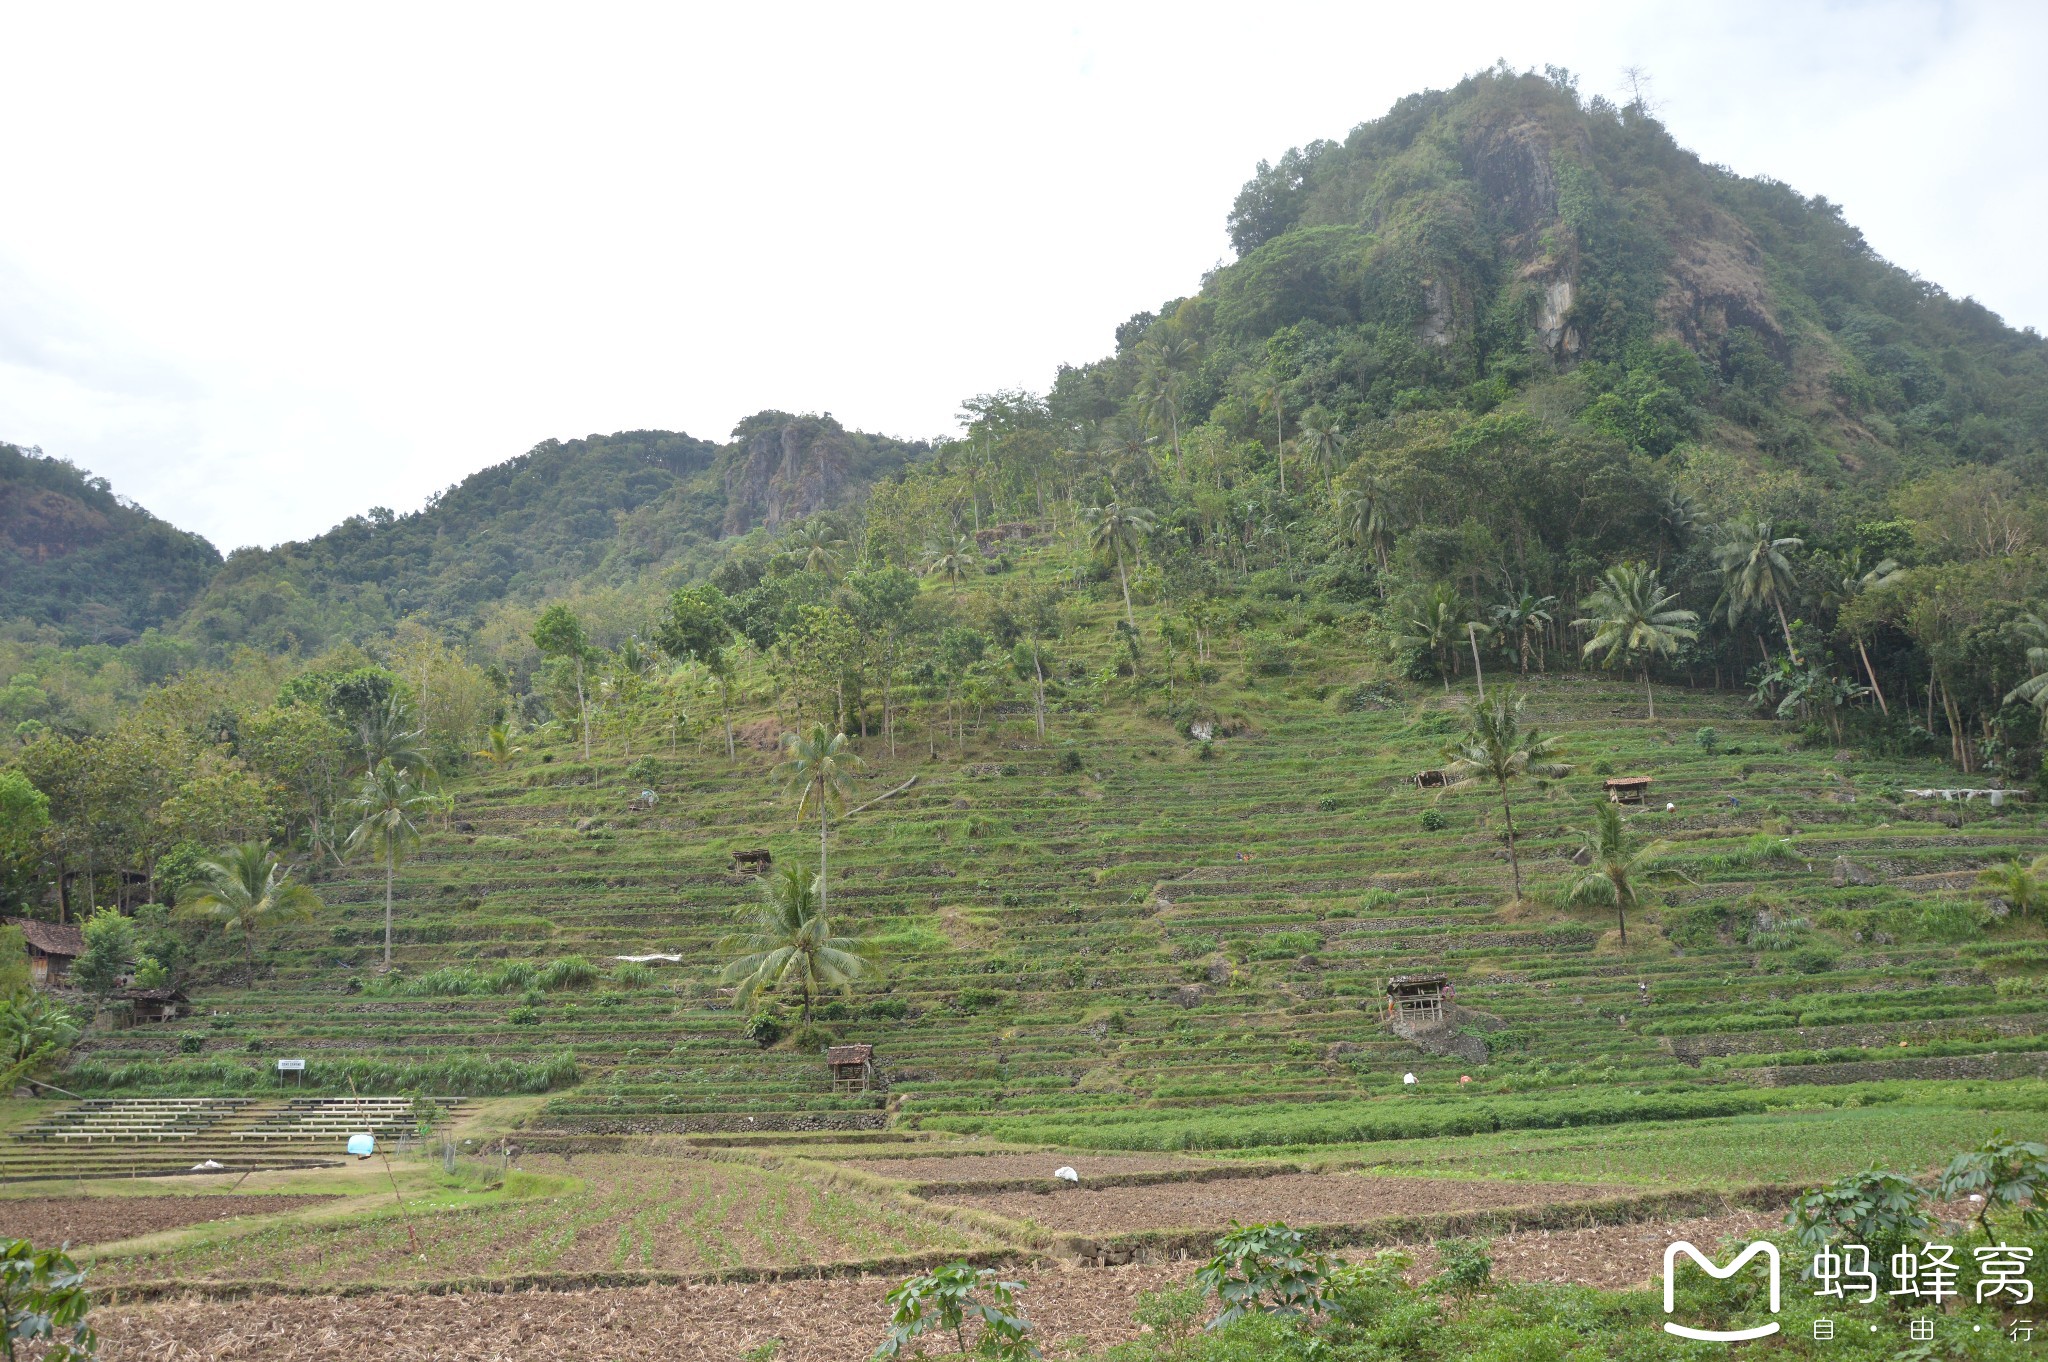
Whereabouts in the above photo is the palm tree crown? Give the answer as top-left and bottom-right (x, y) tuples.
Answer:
(920, 533), (976, 586)
(177, 841), (323, 985)
(718, 861), (873, 1024)
(1564, 801), (1669, 948)
(1713, 518), (1806, 662)
(1440, 690), (1568, 900)
(1575, 562), (1698, 719)
(1491, 591), (1558, 675)
(790, 521), (849, 579)
(1082, 499), (1155, 629)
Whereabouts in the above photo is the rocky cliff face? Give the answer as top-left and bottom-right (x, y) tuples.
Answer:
(720, 416), (856, 536)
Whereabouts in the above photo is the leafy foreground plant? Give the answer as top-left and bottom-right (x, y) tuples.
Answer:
(1786, 1167), (1932, 1274)
(1193, 1221), (1331, 1328)
(874, 1262), (1038, 1361)
(1938, 1132), (2048, 1235)
(0, 1239), (95, 1361)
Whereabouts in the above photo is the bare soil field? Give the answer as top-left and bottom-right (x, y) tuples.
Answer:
(88, 1208), (1800, 1361)
(1401, 1209), (1781, 1290)
(97, 1267), (1190, 1362)
(0, 1196), (338, 1247)
(931, 1171), (1629, 1234)
(91, 1155), (979, 1289)
(840, 1152), (1226, 1182)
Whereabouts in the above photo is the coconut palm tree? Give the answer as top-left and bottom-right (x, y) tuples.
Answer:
(345, 760), (440, 969)
(1095, 411), (1159, 484)
(1296, 408), (1344, 495)
(1335, 477), (1394, 572)
(2002, 613), (2048, 715)
(356, 694), (434, 782)
(1564, 801), (1668, 949)
(919, 533), (976, 587)
(0, 991), (79, 1094)
(176, 841), (324, 985)
(1082, 499), (1155, 630)
(1714, 518), (1806, 663)
(789, 521), (850, 579)
(472, 722), (522, 765)
(1978, 855), (2046, 923)
(1440, 691), (1569, 899)
(1491, 591), (1558, 675)
(1655, 483), (1702, 569)
(774, 723), (863, 919)
(1137, 336), (1196, 463)
(1399, 586), (1466, 693)
(1819, 550), (1900, 715)
(1575, 562), (1699, 720)
(717, 861), (873, 1023)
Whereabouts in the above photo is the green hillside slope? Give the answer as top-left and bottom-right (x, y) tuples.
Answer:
(0, 443), (222, 643)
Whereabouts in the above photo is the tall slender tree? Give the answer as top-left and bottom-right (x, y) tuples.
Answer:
(773, 723), (863, 920)
(1439, 691), (1569, 899)
(345, 760), (439, 969)
(1082, 499), (1155, 630)
(1575, 563), (1699, 720)
(1491, 591), (1558, 675)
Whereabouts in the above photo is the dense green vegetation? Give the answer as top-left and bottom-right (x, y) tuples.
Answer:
(1, 68), (2044, 1145)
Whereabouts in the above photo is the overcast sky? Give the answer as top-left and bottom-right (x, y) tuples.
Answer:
(2, 2), (2042, 552)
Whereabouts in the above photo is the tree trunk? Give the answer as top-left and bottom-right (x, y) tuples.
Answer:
(818, 804), (829, 920)
(575, 659), (591, 761)
(246, 932), (258, 988)
(1031, 641), (1047, 740)
(1274, 399), (1285, 495)
(1644, 667), (1655, 721)
(1772, 595), (1801, 665)
(383, 856), (395, 969)
(1857, 638), (1889, 715)
(1115, 543), (1135, 629)
(1469, 625), (1485, 701)
(1499, 785), (1521, 900)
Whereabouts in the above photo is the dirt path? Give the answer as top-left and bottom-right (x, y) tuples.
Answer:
(0, 1196), (338, 1248)
(932, 1172), (1627, 1234)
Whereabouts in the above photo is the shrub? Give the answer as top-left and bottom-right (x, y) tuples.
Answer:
(1919, 900), (1988, 943)
(609, 962), (656, 990)
(955, 987), (1002, 1013)
(785, 1023), (838, 1052)
(506, 1006), (539, 1026)
(745, 1008), (787, 1048)
(0, 1238), (95, 1360)
(865, 998), (910, 1021)
(536, 955), (599, 991)
(626, 756), (660, 785)
(178, 1034), (204, 1055)
(1194, 1221), (1330, 1328)
(1057, 750), (1084, 774)
(875, 1263), (1037, 1361)
(1694, 726), (1719, 751)
(1419, 808), (1447, 832)
(1428, 1236), (1494, 1296)
(1790, 947), (1838, 974)
(1785, 1168), (1930, 1269)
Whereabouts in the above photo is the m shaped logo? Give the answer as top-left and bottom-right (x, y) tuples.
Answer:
(1662, 1240), (1782, 1342)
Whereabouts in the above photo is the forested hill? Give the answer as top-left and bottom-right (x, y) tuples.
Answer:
(174, 414), (927, 652)
(1048, 64), (2048, 502)
(0, 443), (222, 641)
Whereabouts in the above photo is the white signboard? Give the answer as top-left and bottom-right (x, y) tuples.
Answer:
(276, 1058), (306, 1071)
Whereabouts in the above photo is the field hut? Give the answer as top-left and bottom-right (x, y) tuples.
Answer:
(1412, 769), (1450, 789)
(730, 848), (773, 874)
(1386, 973), (1451, 1026)
(5, 918), (84, 988)
(827, 1043), (877, 1094)
(1604, 776), (1652, 805)
(115, 987), (191, 1023)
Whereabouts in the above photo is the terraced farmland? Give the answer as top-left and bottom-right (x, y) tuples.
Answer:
(44, 618), (2048, 1152)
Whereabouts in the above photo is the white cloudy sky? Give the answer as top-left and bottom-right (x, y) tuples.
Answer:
(2, 1), (2042, 551)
